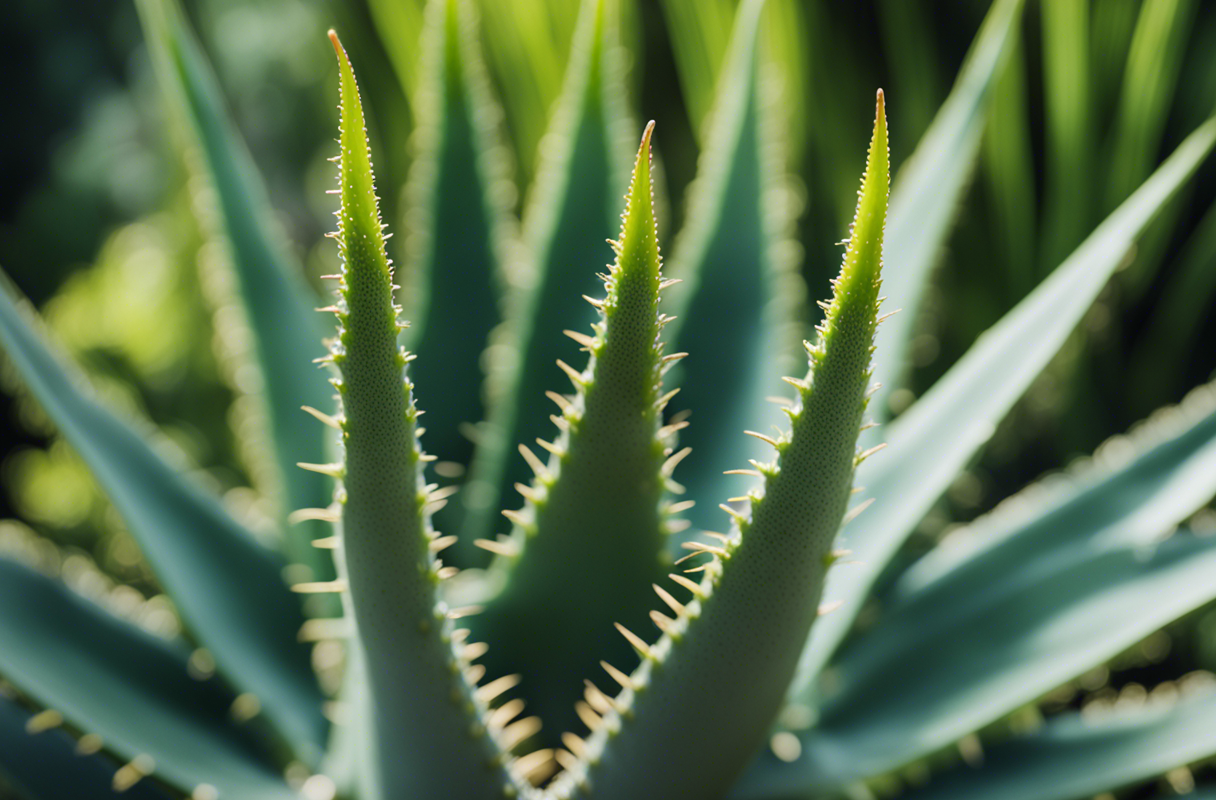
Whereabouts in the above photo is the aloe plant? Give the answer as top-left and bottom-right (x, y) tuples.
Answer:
(3, 0), (1216, 799)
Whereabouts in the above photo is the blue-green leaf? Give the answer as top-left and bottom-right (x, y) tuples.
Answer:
(133, 0), (336, 582)
(0, 699), (171, 800)
(737, 533), (1216, 795)
(793, 115), (1216, 690)
(901, 692), (1216, 800)
(0, 276), (326, 762)
(0, 559), (299, 800)
(660, 0), (804, 540)
(866, 0), (1025, 426)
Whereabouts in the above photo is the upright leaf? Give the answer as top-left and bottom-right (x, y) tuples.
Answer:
(321, 33), (514, 799)
(792, 116), (1216, 691)
(461, 0), (633, 548)
(401, 0), (517, 561)
(0, 275), (326, 761)
(865, 0), (1024, 427)
(133, 0), (336, 585)
(660, 0), (804, 541)
(549, 91), (888, 800)
(470, 122), (684, 747)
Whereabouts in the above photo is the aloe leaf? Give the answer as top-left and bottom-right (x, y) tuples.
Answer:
(365, 0), (426, 106)
(470, 122), (682, 747)
(1039, 0), (1092, 271)
(657, 0), (735, 138)
(322, 33), (513, 798)
(461, 0), (633, 548)
(402, 0), (516, 561)
(133, 0), (336, 583)
(0, 559), (299, 800)
(866, 0), (1024, 425)
(660, 0), (804, 541)
(896, 380), (1216, 600)
(0, 275), (326, 761)
(0, 698), (172, 800)
(737, 532), (1216, 795)
(793, 114), (1216, 691)
(549, 91), (888, 800)
(899, 691), (1216, 800)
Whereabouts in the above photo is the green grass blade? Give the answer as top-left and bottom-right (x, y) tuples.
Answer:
(981, 34), (1036, 294)
(323, 34), (512, 798)
(402, 0), (517, 561)
(898, 691), (1216, 800)
(1103, 0), (1198, 213)
(660, 0), (805, 541)
(1039, 0), (1093, 270)
(551, 90), (888, 800)
(897, 380), (1216, 600)
(791, 115), (1216, 692)
(461, 0), (633, 549)
(0, 700), (171, 800)
(738, 532), (1216, 794)
(0, 275), (326, 761)
(470, 122), (681, 745)
(866, 0), (1024, 425)
(133, 0), (336, 584)
(0, 559), (300, 799)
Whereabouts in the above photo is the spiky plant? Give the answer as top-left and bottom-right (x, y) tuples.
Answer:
(3, 0), (1216, 799)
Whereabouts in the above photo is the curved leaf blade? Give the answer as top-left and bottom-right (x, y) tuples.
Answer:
(0, 559), (299, 799)
(0, 276), (326, 762)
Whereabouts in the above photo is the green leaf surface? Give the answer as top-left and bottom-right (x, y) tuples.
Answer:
(554, 90), (889, 800)
(660, 0), (803, 541)
(0, 699), (172, 800)
(0, 559), (299, 800)
(896, 380), (1216, 601)
(899, 691), (1216, 800)
(739, 533), (1216, 795)
(134, 0), (337, 582)
(793, 114), (1216, 691)
(402, 0), (515, 561)
(866, 0), (1025, 425)
(460, 0), (633, 548)
(0, 275), (326, 762)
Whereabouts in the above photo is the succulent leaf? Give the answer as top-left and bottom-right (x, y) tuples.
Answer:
(549, 92), (888, 800)
(460, 0), (634, 550)
(402, 0), (517, 563)
(865, 0), (1026, 431)
(660, 0), (805, 542)
(897, 689), (1216, 800)
(795, 113), (1216, 692)
(0, 559), (298, 799)
(0, 275), (326, 761)
(324, 33), (514, 799)
(470, 121), (680, 746)
(133, 0), (338, 586)
(0, 698), (172, 800)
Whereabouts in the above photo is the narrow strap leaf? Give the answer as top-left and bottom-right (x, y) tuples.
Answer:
(549, 92), (888, 800)
(133, 0), (337, 584)
(470, 122), (682, 745)
(0, 559), (299, 800)
(0, 274), (326, 761)
(792, 114), (1216, 692)
(324, 33), (514, 799)
(659, 0), (805, 542)
(0, 697), (172, 800)
(897, 690), (1216, 800)
(402, 0), (518, 563)
(866, 0), (1025, 428)
(460, 0), (634, 549)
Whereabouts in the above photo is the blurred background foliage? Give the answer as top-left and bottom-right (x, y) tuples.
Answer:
(2, 0), (1216, 796)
